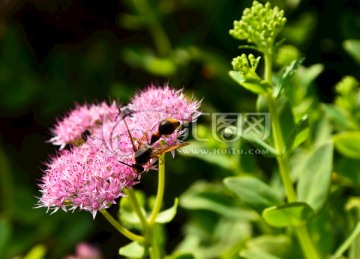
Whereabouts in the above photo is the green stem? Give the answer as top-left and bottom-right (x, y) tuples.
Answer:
(333, 221), (360, 258)
(263, 52), (320, 259)
(148, 154), (166, 224)
(99, 209), (144, 243)
(132, 0), (171, 56)
(123, 155), (165, 259)
(147, 154), (166, 259)
(265, 94), (297, 202)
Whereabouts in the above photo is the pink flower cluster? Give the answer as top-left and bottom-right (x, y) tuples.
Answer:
(37, 85), (201, 218)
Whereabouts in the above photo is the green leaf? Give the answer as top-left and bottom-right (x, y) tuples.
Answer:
(262, 202), (314, 227)
(23, 244), (47, 259)
(156, 198), (179, 223)
(0, 217), (11, 258)
(275, 57), (305, 97)
(241, 133), (278, 157)
(178, 141), (236, 171)
(335, 157), (360, 186)
(256, 95), (269, 113)
(343, 40), (360, 64)
(240, 235), (291, 259)
(323, 105), (355, 130)
(277, 97), (295, 143)
(166, 253), (195, 259)
(180, 181), (257, 220)
(118, 191), (146, 230)
(241, 250), (282, 259)
(224, 176), (282, 213)
(229, 70), (272, 94)
(297, 141), (334, 213)
(285, 114), (309, 152)
(119, 241), (145, 258)
(310, 109), (332, 148)
(333, 132), (360, 159)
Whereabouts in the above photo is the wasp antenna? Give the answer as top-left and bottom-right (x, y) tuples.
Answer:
(118, 160), (132, 168)
(118, 106), (137, 153)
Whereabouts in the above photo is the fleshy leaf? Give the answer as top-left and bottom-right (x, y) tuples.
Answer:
(285, 114), (309, 152)
(274, 57), (305, 97)
(297, 141), (333, 213)
(224, 176), (282, 213)
(180, 181), (257, 220)
(119, 241), (145, 258)
(277, 97), (295, 144)
(23, 244), (47, 259)
(179, 141), (236, 171)
(166, 253), (196, 259)
(343, 40), (360, 64)
(333, 132), (360, 159)
(155, 198), (179, 223)
(240, 235), (291, 259)
(241, 133), (278, 157)
(229, 70), (272, 94)
(262, 202), (314, 227)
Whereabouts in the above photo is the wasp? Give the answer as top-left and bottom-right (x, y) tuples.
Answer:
(118, 109), (188, 174)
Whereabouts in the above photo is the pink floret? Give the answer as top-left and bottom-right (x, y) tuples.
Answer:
(49, 102), (118, 150)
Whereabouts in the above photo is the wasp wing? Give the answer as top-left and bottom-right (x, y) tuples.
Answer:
(150, 142), (189, 158)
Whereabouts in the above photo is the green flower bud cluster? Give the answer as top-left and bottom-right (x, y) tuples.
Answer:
(335, 76), (358, 96)
(230, 1), (286, 52)
(231, 53), (261, 75)
(335, 76), (360, 112)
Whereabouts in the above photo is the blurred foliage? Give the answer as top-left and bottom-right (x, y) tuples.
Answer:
(1, 0), (360, 258)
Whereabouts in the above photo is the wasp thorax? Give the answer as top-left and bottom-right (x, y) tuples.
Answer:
(135, 145), (152, 165)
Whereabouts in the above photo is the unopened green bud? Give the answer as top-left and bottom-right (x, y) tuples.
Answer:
(232, 54), (261, 75)
(230, 1), (286, 51)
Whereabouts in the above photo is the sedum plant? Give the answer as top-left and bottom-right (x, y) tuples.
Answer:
(33, 1), (360, 259)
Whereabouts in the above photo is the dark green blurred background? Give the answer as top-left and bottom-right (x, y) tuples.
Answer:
(1, 0), (360, 258)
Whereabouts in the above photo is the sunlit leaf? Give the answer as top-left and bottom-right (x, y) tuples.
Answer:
(224, 176), (282, 213)
(229, 70), (272, 94)
(277, 97), (295, 143)
(240, 235), (291, 259)
(297, 141), (333, 213)
(181, 181), (257, 220)
(23, 244), (47, 259)
(241, 133), (278, 157)
(166, 252), (195, 259)
(343, 40), (360, 64)
(241, 249), (282, 259)
(333, 132), (360, 159)
(323, 105), (355, 130)
(285, 114), (309, 152)
(262, 202), (314, 227)
(119, 241), (145, 258)
(274, 57), (305, 97)
(156, 198), (179, 223)
(179, 141), (237, 171)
